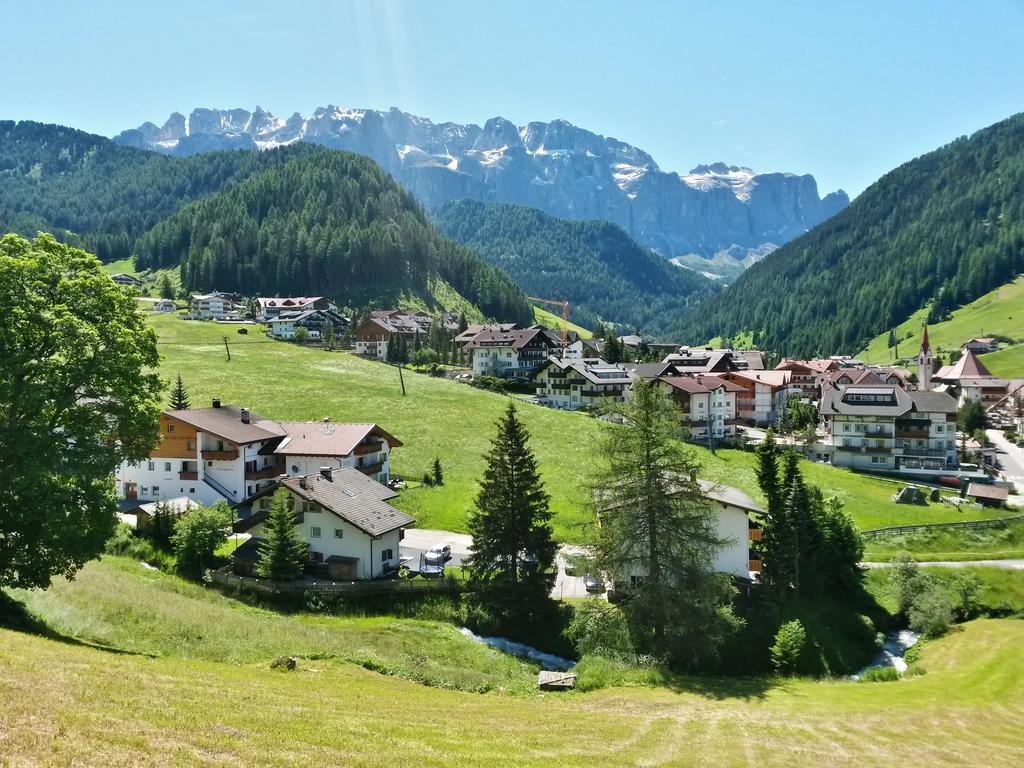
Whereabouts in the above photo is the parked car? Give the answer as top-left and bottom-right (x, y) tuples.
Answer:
(583, 574), (604, 593)
(424, 544), (452, 564)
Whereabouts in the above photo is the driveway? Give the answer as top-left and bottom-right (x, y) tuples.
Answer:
(987, 428), (1024, 495)
(400, 530), (604, 598)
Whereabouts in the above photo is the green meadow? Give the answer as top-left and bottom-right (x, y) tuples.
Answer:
(150, 314), (997, 540)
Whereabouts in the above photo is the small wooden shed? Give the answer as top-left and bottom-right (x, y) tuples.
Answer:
(966, 483), (1009, 508)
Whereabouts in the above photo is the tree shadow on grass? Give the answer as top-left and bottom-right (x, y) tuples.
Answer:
(0, 590), (155, 658)
(652, 669), (782, 701)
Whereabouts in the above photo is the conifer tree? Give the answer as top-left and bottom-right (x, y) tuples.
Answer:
(754, 430), (782, 516)
(169, 373), (190, 410)
(591, 378), (738, 669)
(159, 273), (175, 300)
(466, 403), (556, 620)
(256, 488), (307, 581)
(432, 457), (444, 486)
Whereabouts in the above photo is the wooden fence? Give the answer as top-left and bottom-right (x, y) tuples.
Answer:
(207, 567), (466, 597)
(861, 514), (1024, 539)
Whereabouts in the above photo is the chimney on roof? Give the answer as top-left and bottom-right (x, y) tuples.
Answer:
(320, 466), (333, 481)
(240, 408), (250, 424)
(212, 398), (221, 409)
(299, 476), (307, 490)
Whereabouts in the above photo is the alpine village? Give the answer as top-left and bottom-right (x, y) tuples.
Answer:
(3, 5), (1024, 766)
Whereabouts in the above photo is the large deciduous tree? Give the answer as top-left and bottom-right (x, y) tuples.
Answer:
(0, 234), (162, 589)
(466, 402), (556, 620)
(591, 378), (740, 670)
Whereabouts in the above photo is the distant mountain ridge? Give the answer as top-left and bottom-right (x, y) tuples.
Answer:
(673, 112), (1024, 357)
(115, 106), (849, 273)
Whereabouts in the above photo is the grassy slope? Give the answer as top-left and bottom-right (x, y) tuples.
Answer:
(863, 520), (1024, 562)
(153, 315), (996, 539)
(1, 612), (1022, 765)
(533, 305), (593, 338)
(8, 557), (534, 693)
(982, 344), (1024, 379)
(859, 275), (1024, 371)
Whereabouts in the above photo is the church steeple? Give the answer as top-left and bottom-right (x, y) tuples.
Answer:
(918, 323), (933, 390)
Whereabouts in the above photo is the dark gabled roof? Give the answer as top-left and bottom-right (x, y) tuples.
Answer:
(658, 375), (746, 394)
(908, 390), (958, 413)
(625, 362), (678, 379)
(230, 536), (264, 562)
(819, 384), (911, 416)
(167, 406), (286, 444)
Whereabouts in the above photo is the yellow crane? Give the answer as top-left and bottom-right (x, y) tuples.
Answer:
(527, 296), (570, 354)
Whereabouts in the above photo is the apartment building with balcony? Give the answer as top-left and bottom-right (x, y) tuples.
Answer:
(466, 327), (558, 378)
(654, 375), (745, 440)
(116, 401), (401, 506)
(819, 384), (958, 473)
(534, 357), (631, 410)
(710, 369), (794, 426)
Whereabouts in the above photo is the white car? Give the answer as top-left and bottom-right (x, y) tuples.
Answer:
(424, 544), (452, 564)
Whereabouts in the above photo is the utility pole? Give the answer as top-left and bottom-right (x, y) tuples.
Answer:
(397, 363), (406, 396)
(223, 336), (231, 361)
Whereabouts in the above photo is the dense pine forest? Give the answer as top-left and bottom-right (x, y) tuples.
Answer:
(0, 121), (532, 323)
(434, 199), (718, 335)
(674, 112), (1024, 356)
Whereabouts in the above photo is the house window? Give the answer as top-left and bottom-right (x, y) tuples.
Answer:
(334, 529), (344, 539)
(842, 423), (850, 432)
(630, 575), (645, 588)
(207, 461), (213, 467)
(381, 549), (393, 562)
(309, 551), (323, 563)
(141, 485), (149, 496)
(310, 526), (321, 538)
(189, 488), (195, 494)
(164, 462), (172, 472)
(187, 440), (196, 451)
(147, 461), (155, 471)
(167, 423), (174, 433)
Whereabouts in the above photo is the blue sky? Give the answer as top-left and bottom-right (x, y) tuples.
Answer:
(3, 0), (1023, 195)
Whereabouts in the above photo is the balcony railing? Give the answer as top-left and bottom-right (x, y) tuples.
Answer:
(179, 471), (199, 481)
(354, 440), (384, 456)
(245, 462), (285, 480)
(202, 448), (239, 461)
(357, 461), (385, 476)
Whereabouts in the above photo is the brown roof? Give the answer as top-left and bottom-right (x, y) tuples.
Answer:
(714, 370), (792, 389)
(273, 422), (402, 457)
(465, 327), (550, 351)
(167, 406), (286, 444)
(936, 349), (993, 380)
(776, 358), (837, 374)
(967, 484), (1009, 501)
(658, 375), (745, 394)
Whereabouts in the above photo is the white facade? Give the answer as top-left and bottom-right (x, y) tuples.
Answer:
(355, 337), (389, 360)
(189, 293), (229, 320)
(713, 503), (754, 578)
(247, 493), (402, 580)
(285, 451), (391, 485)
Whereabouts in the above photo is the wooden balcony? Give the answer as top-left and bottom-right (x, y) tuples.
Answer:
(179, 471), (199, 481)
(245, 462), (285, 480)
(202, 448), (239, 461)
(357, 461), (385, 476)
(354, 440), (384, 457)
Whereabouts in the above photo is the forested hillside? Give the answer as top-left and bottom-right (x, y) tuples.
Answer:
(674, 112), (1024, 356)
(0, 121), (532, 323)
(0, 121), (288, 260)
(135, 151), (532, 321)
(434, 200), (717, 335)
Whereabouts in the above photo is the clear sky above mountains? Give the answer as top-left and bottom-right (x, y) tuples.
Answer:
(4, 0), (1023, 196)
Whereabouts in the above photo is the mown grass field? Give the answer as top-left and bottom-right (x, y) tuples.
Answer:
(859, 275), (1024, 373)
(982, 343), (1024, 380)
(2, 601), (1022, 765)
(533, 305), (593, 338)
(151, 315), (997, 540)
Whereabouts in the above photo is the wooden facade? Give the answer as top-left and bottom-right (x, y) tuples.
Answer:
(151, 414), (198, 459)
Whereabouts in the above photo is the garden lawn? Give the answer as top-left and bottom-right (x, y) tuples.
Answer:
(981, 343), (1024, 379)
(151, 315), (992, 541)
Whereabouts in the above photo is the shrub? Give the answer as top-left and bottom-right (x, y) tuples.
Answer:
(946, 571), (982, 620)
(173, 501), (233, 579)
(105, 524), (175, 571)
(888, 551), (922, 617)
(770, 619), (807, 675)
(859, 665), (900, 682)
(908, 581), (954, 638)
(564, 601), (635, 660)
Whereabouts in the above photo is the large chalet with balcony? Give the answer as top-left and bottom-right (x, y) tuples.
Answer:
(534, 357), (631, 410)
(116, 401), (400, 507)
(654, 375), (745, 441)
(465, 327), (559, 378)
(818, 379), (958, 473)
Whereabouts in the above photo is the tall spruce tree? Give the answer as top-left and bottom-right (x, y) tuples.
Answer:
(432, 457), (444, 486)
(754, 430), (782, 516)
(465, 403), (556, 620)
(591, 378), (739, 670)
(169, 373), (190, 410)
(256, 488), (308, 581)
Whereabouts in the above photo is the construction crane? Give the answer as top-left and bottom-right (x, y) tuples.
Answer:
(527, 296), (570, 354)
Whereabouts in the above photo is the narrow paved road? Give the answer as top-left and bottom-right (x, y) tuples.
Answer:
(987, 428), (1024, 495)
